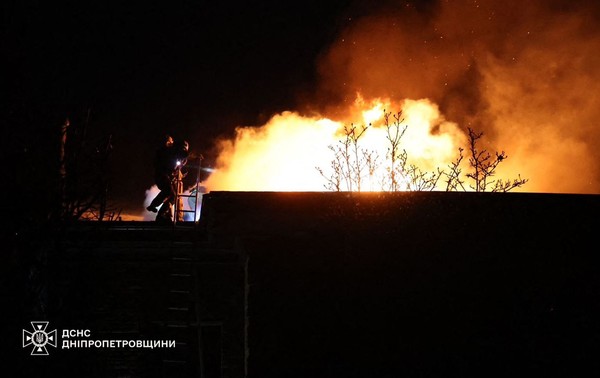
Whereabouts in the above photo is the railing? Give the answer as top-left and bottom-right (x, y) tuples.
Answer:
(173, 156), (204, 226)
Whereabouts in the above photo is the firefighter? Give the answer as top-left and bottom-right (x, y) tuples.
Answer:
(146, 135), (177, 221)
(147, 136), (190, 223)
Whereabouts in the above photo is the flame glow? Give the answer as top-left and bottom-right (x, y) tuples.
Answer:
(202, 0), (600, 194)
(140, 0), (600, 211)
(204, 97), (466, 192)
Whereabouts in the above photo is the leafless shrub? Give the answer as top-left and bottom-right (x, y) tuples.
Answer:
(464, 128), (528, 192)
(58, 116), (121, 221)
(319, 111), (528, 193)
(316, 123), (379, 192)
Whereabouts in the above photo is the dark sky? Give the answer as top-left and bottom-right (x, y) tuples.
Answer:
(4, 0), (361, 213)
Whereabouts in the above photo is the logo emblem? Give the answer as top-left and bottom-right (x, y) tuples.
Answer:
(23, 321), (57, 355)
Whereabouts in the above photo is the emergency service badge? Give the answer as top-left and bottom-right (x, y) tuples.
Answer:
(23, 321), (57, 355)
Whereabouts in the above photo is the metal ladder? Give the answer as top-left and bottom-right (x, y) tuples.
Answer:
(173, 156), (204, 225)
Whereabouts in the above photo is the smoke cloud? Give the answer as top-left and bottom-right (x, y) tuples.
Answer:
(314, 0), (600, 193)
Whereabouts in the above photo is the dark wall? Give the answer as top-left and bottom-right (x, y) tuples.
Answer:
(8, 224), (246, 378)
(201, 191), (600, 377)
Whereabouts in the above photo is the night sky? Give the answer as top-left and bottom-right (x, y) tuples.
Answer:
(5, 0), (360, 215)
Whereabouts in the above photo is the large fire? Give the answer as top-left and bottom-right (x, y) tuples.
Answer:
(204, 96), (467, 192)
(140, 0), (600, 220)
(142, 96), (469, 220)
(201, 0), (600, 195)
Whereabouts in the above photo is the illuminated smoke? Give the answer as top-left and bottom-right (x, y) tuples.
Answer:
(142, 184), (203, 221)
(142, 185), (160, 220)
(314, 0), (600, 193)
(202, 0), (600, 194)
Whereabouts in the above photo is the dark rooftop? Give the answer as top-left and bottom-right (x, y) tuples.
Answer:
(7, 191), (600, 377)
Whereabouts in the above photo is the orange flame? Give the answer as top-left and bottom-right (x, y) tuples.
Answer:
(204, 96), (467, 192)
(202, 0), (600, 195)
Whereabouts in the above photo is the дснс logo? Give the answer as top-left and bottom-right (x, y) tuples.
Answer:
(23, 321), (57, 356)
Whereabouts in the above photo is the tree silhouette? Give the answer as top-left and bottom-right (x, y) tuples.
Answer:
(57, 116), (121, 221)
(464, 128), (528, 192)
(318, 112), (528, 193)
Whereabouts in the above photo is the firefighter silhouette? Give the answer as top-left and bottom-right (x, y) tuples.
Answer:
(147, 136), (189, 222)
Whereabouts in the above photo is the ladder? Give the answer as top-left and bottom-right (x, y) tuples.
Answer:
(173, 156), (204, 225)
